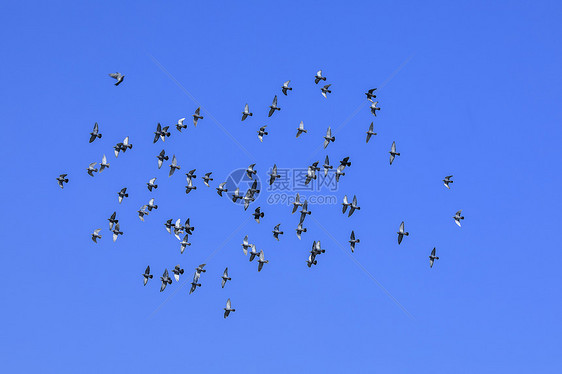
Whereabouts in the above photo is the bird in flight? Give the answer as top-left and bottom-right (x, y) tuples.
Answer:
(89, 122), (102, 143)
(268, 95), (281, 117)
(193, 107), (204, 127)
(397, 221), (409, 245)
(242, 103), (253, 121)
(296, 121), (307, 138)
(56, 174), (69, 189)
(108, 72), (124, 86)
(321, 84), (332, 98)
(366, 122), (377, 143)
(453, 210), (465, 227)
(314, 70), (326, 84)
(389, 141), (400, 165)
(323, 127), (335, 149)
(429, 248), (439, 268)
(224, 298), (236, 318)
(281, 80), (292, 95)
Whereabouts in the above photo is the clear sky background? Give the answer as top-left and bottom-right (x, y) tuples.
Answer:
(1, 1), (561, 373)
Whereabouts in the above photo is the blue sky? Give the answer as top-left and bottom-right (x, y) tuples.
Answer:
(1, 1), (561, 372)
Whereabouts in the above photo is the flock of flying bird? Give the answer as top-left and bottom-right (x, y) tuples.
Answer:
(56, 70), (464, 318)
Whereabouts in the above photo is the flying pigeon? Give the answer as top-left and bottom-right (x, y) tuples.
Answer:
(153, 123), (171, 143)
(340, 157), (351, 168)
(169, 155), (180, 177)
(142, 266), (153, 286)
(429, 247), (439, 268)
(323, 156), (332, 176)
(321, 84), (332, 98)
(299, 200), (311, 223)
(246, 164), (257, 179)
(296, 223), (307, 240)
(253, 207), (264, 223)
(216, 182), (228, 196)
(292, 193), (303, 213)
(193, 264), (206, 282)
(137, 205), (149, 221)
(91, 229), (102, 243)
(107, 211), (118, 230)
(242, 235), (251, 256)
(305, 165), (317, 186)
(172, 265), (185, 282)
(453, 210), (464, 227)
(366, 122), (377, 143)
(184, 218), (195, 235)
(173, 219), (184, 240)
(87, 162), (98, 177)
(296, 121), (307, 138)
(443, 175), (453, 189)
(147, 177), (158, 191)
(269, 164), (281, 185)
(164, 219), (174, 234)
(112, 223), (123, 242)
(147, 198), (158, 211)
(365, 88), (377, 102)
(89, 122), (102, 143)
(56, 174), (69, 189)
(202, 172), (213, 187)
(108, 72), (124, 86)
(389, 141), (400, 165)
(189, 280), (202, 294)
(306, 253), (318, 267)
(176, 118), (187, 132)
(397, 221), (409, 245)
(160, 269), (173, 292)
(99, 155), (110, 172)
(242, 103), (253, 121)
(272, 224), (284, 241)
(348, 195), (360, 217)
(221, 268), (231, 288)
(311, 240), (326, 256)
(335, 164), (346, 182)
(185, 178), (197, 194)
(156, 150), (169, 169)
(231, 188), (242, 203)
(117, 188), (128, 204)
(323, 127), (335, 149)
(249, 179), (260, 196)
(114, 136), (132, 157)
(192, 107), (204, 127)
(314, 70), (326, 84)
(257, 250), (268, 272)
(249, 244), (259, 262)
(281, 80), (292, 95)
(268, 95), (280, 117)
(185, 169), (197, 182)
(370, 101), (381, 116)
(342, 195), (351, 214)
(180, 234), (191, 254)
(224, 298), (236, 318)
(257, 125), (268, 142)
(243, 192), (257, 210)
(349, 230), (360, 252)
